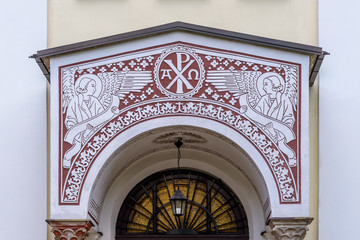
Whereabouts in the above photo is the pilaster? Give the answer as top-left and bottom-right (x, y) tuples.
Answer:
(266, 218), (313, 240)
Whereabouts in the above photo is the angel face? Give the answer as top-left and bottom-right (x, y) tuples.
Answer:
(76, 77), (98, 97)
(263, 76), (283, 95)
(263, 78), (274, 94)
(86, 80), (96, 96)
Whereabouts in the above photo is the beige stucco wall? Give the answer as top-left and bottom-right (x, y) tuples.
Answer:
(47, 0), (319, 239)
(307, 79), (319, 240)
(48, 0), (318, 47)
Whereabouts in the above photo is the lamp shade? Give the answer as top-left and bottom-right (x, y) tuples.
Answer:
(169, 190), (187, 216)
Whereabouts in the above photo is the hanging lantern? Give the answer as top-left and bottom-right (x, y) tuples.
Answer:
(169, 138), (187, 217)
(170, 189), (187, 217)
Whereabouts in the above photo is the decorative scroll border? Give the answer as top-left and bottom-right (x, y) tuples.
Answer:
(61, 100), (298, 204)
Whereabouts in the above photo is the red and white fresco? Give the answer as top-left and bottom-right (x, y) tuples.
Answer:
(58, 42), (301, 205)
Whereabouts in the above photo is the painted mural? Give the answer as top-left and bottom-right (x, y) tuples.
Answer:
(59, 42), (301, 205)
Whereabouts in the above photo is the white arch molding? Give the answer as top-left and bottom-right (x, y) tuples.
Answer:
(64, 116), (296, 239)
(49, 116), (309, 238)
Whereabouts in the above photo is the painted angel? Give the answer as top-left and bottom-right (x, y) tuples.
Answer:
(251, 72), (296, 166)
(206, 65), (298, 167)
(62, 68), (152, 168)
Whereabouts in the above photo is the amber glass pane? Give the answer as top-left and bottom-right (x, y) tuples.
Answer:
(116, 170), (248, 236)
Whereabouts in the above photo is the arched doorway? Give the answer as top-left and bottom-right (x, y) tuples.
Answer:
(89, 124), (269, 239)
(115, 169), (249, 239)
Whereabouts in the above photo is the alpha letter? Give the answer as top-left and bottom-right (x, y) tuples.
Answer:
(161, 69), (172, 79)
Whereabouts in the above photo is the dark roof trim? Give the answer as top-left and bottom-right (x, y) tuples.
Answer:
(31, 54), (50, 80)
(309, 52), (327, 86)
(31, 21), (327, 85)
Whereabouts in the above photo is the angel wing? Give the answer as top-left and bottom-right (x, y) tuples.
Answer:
(281, 65), (298, 111)
(206, 70), (262, 107)
(97, 71), (152, 107)
(61, 66), (79, 114)
(114, 71), (153, 98)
